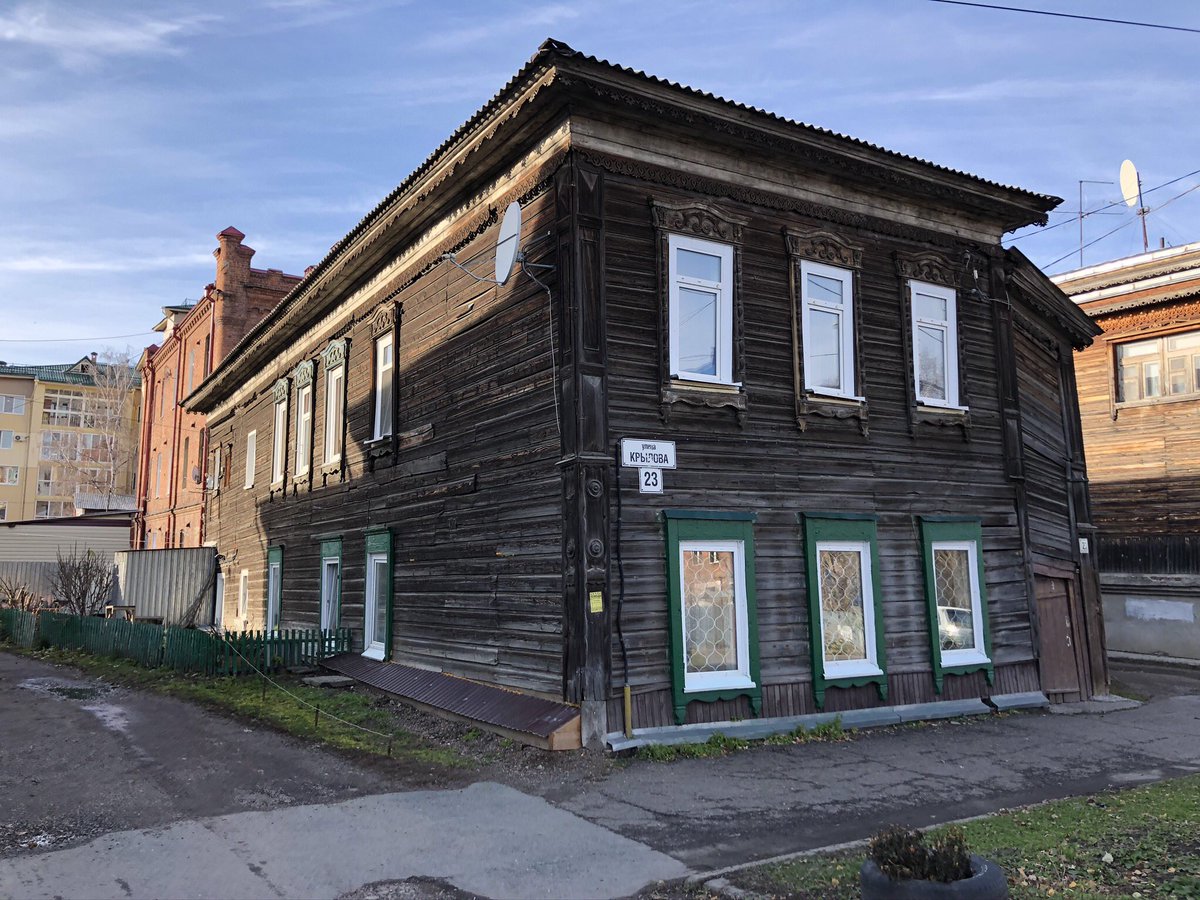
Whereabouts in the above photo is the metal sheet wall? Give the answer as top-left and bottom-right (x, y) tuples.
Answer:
(114, 547), (216, 625)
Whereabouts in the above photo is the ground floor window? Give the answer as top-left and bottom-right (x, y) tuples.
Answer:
(320, 539), (341, 633)
(214, 571), (224, 629)
(363, 529), (392, 661)
(664, 510), (760, 724)
(266, 546), (283, 632)
(919, 517), (993, 692)
(802, 514), (887, 708)
(238, 570), (249, 623)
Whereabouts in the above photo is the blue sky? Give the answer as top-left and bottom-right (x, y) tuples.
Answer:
(1, 0), (1197, 365)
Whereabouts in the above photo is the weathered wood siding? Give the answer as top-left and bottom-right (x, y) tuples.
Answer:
(599, 173), (1036, 727)
(1075, 297), (1200, 537)
(204, 188), (566, 695)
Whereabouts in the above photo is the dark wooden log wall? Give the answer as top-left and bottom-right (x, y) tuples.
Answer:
(599, 173), (1039, 728)
(204, 187), (566, 696)
(1075, 297), (1200, 537)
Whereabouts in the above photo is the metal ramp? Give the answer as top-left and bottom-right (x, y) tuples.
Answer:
(320, 653), (581, 751)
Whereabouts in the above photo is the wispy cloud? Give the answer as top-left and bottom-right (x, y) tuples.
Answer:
(0, 3), (215, 67)
(417, 3), (583, 52)
(0, 251), (214, 275)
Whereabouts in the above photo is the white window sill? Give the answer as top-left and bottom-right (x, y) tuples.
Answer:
(916, 402), (968, 413)
(684, 673), (755, 694)
(806, 389), (866, 404)
(941, 649), (990, 667)
(669, 377), (742, 392)
(824, 661), (883, 680)
(362, 646), (385, 661)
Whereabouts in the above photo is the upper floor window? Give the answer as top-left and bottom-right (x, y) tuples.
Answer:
(909, 280), (961, 408)
(322, 340), (347, 465)
(0, 465), (18, 485)
(1116, 330), (1200, 404)
(0, 394), (25, 415)
(0, 502), (6, 521)
(186, 349), (196, 394)
(0, 430), (12, 450)
(668, 234), (734, 385)
(271, 387), (288, 485)
(295, 382), (313, 476)
(42, 389), (85, 427)
(801, 261), (856, 398)
(245, 430), (257, 489)
(373, 332), (394, 440)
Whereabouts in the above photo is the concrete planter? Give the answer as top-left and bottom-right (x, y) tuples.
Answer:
(860, 855), (1009, 899)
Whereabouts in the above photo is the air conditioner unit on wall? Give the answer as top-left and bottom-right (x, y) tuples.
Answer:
(13, 434), (24, 442)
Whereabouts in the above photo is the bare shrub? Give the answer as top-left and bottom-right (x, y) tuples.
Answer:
(50, 548), (114, 617)
(0, 576), (41, 612)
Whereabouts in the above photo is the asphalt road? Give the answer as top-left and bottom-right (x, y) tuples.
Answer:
(3, 649), (1200, 898)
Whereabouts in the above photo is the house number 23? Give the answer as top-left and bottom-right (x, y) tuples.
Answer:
(638, 467), (663, 494)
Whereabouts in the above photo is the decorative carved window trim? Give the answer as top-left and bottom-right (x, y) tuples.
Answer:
(369, 301), (400, 339)
(895, 251), (972, 439)
(321, 338), (347, 370)
(292, 360), (314, 388)
(271, 377), (290, 405)
(650, 198), (749, 426)
(785, 228), (869, 435)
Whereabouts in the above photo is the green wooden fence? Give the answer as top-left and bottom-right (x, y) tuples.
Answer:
(0, 609), (350, 677)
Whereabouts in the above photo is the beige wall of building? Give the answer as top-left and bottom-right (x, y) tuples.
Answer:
(0, 357), (141, 522)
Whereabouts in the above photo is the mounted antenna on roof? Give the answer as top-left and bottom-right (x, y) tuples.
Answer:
(1119, 159), (1149, 253)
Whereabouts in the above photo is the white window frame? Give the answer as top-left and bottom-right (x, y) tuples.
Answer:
(931, 539), (990, 667)
(320, 556), (340, 632)
(373, 332), (394, 441)
(238, 570), (249, 622)
(0, 466), (17, 486)
(324, 363), (345, 464)
(910, 280), (962, 409)
(266, 557), (282, 632)
(668, 234), (735, 386)
(678, 539), (753, 694)
(0, 502), (6, 521)
(815, 539), (883, 680)
(271, 396), (287, 485)
(0, 394), (26, 415)
(363, 550), (389, 661)
(213, 571), (225, 630)
(295, 383), (312, 477)
(244, 430), (257, 489)
(801, 260), (858, 399)
(0, 430), (12, 450)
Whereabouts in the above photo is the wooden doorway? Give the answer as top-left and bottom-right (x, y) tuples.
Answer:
(1035, 573), (1090, 702)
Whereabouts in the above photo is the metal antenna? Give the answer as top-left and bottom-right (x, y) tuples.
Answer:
(1078, 180), (1113, 267)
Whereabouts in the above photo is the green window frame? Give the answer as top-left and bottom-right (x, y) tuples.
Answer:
(364, 528), (393, 661)
(918, 517), (994, 693)
(319, 538), (342, 632)
(802, 514), (887, 709)
(266, 545), (283, 632)
(663, 510), (761, 725)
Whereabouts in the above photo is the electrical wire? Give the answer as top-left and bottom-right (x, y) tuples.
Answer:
(1007, 168), (1200, 242)
(0, 331), (151, 344)
(1044, 217), (1138, 270)
(928, 0), (1200, 34)
(520, 258), (562, 442)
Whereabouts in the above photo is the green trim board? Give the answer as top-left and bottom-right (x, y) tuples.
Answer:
(663, 512), (762, 725)
(319, 538), (342, 630)
(365, 527), (393, 661)
(918, 517), (994, 693)
(266, 545), (284, 629)
(801, 514), (888, 709)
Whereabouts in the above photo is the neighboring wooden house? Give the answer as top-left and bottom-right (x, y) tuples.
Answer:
(1054, 242), (1200, 662)
(187, 40), (1105, 744)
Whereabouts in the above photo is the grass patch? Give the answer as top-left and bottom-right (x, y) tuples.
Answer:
(733, 773), (1200, 898)
(636, 718), (853, 762)
(10, 645), (471, 769)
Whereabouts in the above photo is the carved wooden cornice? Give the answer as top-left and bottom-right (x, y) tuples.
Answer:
(784, 227), (864, 269)
(580, 149), (969, 251)
(649, 199), (745, 243)
(292, 360), (314, 388)
(894, 251), (957, 287)
(1091, 296), (1200, 337)
(321, 339), (347, 369)
(271, 378), (289, 404)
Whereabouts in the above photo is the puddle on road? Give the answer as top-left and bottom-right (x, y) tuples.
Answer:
(18, 677), (104, 702)
(18, 678), (147, 758)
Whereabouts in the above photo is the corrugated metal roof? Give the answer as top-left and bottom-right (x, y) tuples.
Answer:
(0, 361), (142, 388)
(322, 653), (578, 739)
(192, 38), (1057, 411)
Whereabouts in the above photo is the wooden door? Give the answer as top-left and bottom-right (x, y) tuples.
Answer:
(1035, 575), (1087, 700)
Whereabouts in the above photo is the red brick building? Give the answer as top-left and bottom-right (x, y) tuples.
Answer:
(135, 228), (301, 549)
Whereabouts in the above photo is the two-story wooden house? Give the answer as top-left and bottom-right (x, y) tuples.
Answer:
(187, 40), (1105, 745)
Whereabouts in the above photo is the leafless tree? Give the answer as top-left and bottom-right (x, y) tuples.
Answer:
(50, 548), (114, 617)
(50, 348), (139, 510)
(0, 575), (41, 612)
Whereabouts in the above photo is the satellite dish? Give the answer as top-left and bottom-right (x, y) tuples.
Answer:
(1119, 160), (1141, 209)
(494, 201), (522, 285)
